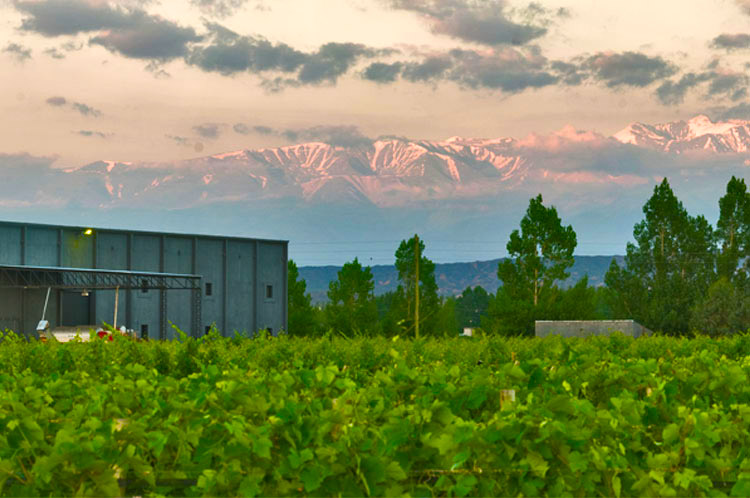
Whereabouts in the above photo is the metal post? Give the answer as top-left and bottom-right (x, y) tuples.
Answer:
(41, 286), (51, 321)
(113, 285), (119, 330)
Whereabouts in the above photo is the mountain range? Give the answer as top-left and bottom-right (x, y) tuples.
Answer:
(299, 255), (626, 304)
(2, 114), (747, 265)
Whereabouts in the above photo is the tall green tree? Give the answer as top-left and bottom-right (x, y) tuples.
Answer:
(691, 277), (750, 336)
(325, 257), (378, 335)
(605, 178), (715, 334)
(497, 194), (577, 306)
(394, 235), (440, 336)
(455, 286), (491, 328)
(716, 176), (750, 284)
(287, 260), (319, 336)
(485, 194), (577, 335)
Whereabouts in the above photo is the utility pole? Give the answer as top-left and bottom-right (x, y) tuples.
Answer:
(415, 235), (420, 340)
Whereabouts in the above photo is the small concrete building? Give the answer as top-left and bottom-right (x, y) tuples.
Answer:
(535, 320), (652, 338)
(0, 220), (287, 339)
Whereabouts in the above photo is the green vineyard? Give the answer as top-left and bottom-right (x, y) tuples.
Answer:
(2, 330), (750, 497)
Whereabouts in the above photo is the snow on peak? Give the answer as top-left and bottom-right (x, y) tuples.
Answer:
(685, 114), (737, 139)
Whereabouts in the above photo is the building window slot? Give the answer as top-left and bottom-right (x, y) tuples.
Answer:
(266, 284), (273, 299)
(141, 279), (148, 293)
(141, 324), (149, 339)
(205, 282), (213, 296)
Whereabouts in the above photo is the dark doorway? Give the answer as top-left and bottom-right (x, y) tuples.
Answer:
(62, 291), (91, 326)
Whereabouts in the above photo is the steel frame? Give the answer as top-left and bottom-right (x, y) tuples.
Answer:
(0, 265), (203, 337)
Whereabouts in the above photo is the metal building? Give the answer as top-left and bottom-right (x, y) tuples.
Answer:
(0, 220), (288, 339)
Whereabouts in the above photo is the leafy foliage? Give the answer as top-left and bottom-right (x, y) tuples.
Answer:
(606, 178), (716, 334)
(3, 331), (750, 497)
(287, 260), (320, 336)
(325, 257), (378, 335)
(716, 176), (750, 285)
(393, 235), (440, 336)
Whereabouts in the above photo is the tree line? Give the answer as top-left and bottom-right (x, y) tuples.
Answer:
(288, 176), (750, 336)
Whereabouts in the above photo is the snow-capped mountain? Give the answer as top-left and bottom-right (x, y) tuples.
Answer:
(613, 114), (750, 153)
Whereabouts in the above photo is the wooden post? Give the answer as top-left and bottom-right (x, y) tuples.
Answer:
(415, 235), (420, 340)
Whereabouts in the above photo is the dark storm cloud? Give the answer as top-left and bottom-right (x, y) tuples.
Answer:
(3, 42), (32, 62)
(447, 47), (557, 92)
(193, 123), (222, 139)
(72, 102), (102, 117)
(711, 33), (750, 50)
(655, 72), (712, 105)
(76, 130), (109, 138)
(401, 56), (452, 82)
(14, 0), (134, 36)
(186, 24), (306, 75)
(549, 60), (584, 85)
(89, 16), (201, 61)
(706, 72), (748, 100)
(190, 0), (248, 18)
(45, 96), (67, 106)
(584, 51), (676, 88)
(362, 62), (403, 83)
(297, 43), (386, 84)
(187, 25), (386, 87)
(387, 0), (557, 46)
(233, 123), (250, 135)
(14, 0), (200, 62)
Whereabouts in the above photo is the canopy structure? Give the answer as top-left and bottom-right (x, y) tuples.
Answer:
(0, 264), (202, 338)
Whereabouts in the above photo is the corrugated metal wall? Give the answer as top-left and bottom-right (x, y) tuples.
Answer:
(0, 221), (288, 338)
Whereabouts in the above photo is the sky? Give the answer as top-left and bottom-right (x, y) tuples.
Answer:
(3, 0), (750, 167)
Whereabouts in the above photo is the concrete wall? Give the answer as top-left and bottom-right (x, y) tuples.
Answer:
(535, 320), (652, 338)
(0, 221), (287, 338)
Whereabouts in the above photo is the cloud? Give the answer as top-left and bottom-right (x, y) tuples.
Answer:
(655, 72), (712, 105)
(187, 24), (386, 87)
(712, 102), (750, 120)
(190, 0), (248, 18)
(401, 55), (453, 82)
(45, 96), (67, 106)
(253, 125), (275, 135)
(166, 134), (190, 146)
(46, 96), (102, 116)
(89, 15), (201, 61)
(297, 43), (379, 84)
(186, 24), (306, 75)
(193, 123), (222, 139)
(362, 62), (403, 83)
(387, 0), (557, 46)
(447, 47), (556, 92)
(14, 0), (200, 62)
(549, 60), (585, 85)
(76, 130), (109, 138)
(242, 123), (372, 147)
(72, 102), (102, 117)
(233, 123), (250, 134)
(3, 42), (32, 62)
(711, 33), (750, 50)
(583, 51), (676, 88)
(657, 68), (749, 105)
(44, 47), (65, 59)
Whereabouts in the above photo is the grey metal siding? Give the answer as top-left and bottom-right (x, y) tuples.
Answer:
(257, 242), (284, 334)
(0, 226), (22, 265)
(95, 232), (129, 329)
(0, 220), (287, 338)
(196, 238), (224, 336)
(164, 236), (192, 339)
(130, 234), (161, 339)
(226, 240), (254, 335)
(25, 227), (58, 266)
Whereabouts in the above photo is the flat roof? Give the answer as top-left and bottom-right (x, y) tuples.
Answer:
(0, 219), (288, 245)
